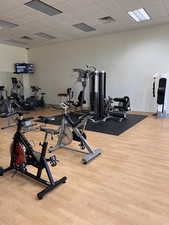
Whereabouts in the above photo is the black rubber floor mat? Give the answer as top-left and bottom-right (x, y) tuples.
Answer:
(36, 113), (147, 136)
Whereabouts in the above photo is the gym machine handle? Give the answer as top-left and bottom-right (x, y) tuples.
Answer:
(65, 111), (95, 128)
(40, 127), (59, 135)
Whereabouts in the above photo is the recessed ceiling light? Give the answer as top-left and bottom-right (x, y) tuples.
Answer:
(0, 20), (18, 28)
(6, 40), (27, 45)
(73, 23), (96, 32)
(99, 16), (116, 24)
(24, 0), (63, 16)
(35, 32), (56, 39)
(128, 8), (151, 22)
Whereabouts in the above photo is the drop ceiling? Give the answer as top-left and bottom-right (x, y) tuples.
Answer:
(0, 0), (169, 48)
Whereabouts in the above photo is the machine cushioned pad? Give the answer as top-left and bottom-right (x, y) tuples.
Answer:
(157, 78), (166, 105)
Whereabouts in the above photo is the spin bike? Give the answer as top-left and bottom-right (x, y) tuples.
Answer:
(0, 112), (67, 200)
(39, 103), (102, 164)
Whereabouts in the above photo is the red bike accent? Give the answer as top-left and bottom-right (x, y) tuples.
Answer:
(15, 143), (26, 166)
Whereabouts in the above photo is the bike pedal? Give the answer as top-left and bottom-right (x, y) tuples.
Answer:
(47, 155), (59, 167)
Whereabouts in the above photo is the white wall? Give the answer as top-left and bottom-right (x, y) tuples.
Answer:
(0, 44), (30, 97)
(28, 24), (169, 112)
(0, 44), (27, 72)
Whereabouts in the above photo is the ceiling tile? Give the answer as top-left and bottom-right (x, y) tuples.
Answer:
(0, 0), (168, 48)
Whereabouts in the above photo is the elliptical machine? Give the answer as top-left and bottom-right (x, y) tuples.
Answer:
(0, 112), (67, 199)
(0, 85), (20, 129)
(0, 86), (7, 113)
(26, 86), (46, 108)
(10, 77), (34, 110)
(11, 77), (24, 103)
(0, 86), (6, 100)
(66, 65), (96, 112)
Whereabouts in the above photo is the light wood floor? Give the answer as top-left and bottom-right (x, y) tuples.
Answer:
(0, 108), (169, 225)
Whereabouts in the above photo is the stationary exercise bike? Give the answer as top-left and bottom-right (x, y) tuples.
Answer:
(0, 112), (67, 200)
(39, 103), (102, 164)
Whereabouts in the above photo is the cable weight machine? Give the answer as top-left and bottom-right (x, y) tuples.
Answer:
(70, 65), (130, 122)
(89, 71), (106, 121)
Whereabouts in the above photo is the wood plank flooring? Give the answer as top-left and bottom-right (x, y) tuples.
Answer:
(0, 108), (169, 225)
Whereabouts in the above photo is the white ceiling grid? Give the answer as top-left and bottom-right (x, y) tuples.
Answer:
(0, 0), (168, 48)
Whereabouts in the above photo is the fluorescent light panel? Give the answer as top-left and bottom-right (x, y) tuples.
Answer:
(0, 20), (18, 28)
(24, 0), (63, 16)
(73, 23), (96, 32)
(35, 32), (56, 39)
(128, 8), (150, 22)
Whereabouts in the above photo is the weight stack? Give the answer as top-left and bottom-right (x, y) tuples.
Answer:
(89, 71), (106, 121)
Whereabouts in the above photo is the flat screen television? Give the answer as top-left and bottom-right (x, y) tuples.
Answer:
(15, 63), (34, 74)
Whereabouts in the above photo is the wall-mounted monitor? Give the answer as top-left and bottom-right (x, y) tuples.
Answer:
(14, 63), (34, 74)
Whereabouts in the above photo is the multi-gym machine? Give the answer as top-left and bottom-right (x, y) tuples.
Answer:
(153, 74), (169, 118)
(89, 70), (130, 121)
(67, 66), (96, 111)
(66, 65), (130, 122)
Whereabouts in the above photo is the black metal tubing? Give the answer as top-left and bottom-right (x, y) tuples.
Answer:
(3, 166), (67, 198)
(37, 176), (67, 200)
(1, 122), (67, 199)
(3, 167), (49, 186)
(3, 166), (13, 173)
(42, 157), (55, 185)
(20, 170), (50, 186)
(90, 71), (106, 121)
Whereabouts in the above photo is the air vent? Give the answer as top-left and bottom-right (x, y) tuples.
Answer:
(0, 20), (18, 28)
(35, 32), (56, 39)
(24, 0), (63, 16)
(99, 16), (116, 24)
(6, 40), (27, 45)
(73, 23), (96, 32)
(21, 36), (33, 40)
